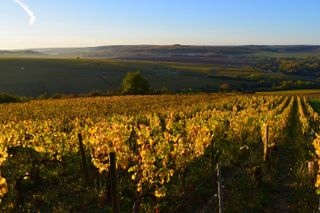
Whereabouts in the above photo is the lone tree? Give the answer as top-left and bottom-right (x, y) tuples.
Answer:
(121, 71), (150, 95)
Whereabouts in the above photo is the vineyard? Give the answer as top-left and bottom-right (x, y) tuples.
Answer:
(0, 94), (320, 212)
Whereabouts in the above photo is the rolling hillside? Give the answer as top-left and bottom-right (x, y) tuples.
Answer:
(0, 45), (320, 97)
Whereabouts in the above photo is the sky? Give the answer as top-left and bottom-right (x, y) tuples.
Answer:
(0, 0), (320, 49)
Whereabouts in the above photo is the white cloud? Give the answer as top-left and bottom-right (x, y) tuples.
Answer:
(12, 0), (36, 25)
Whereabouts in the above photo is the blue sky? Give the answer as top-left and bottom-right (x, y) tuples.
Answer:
(1, 0), (319, 49)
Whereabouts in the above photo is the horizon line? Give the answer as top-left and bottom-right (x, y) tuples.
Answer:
(3, 43), (320, 51)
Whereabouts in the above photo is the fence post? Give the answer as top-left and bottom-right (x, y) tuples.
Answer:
(263, 125), (269, 162)
(217, 163), (223, 213)
(308, 161), (315, 176)
(211, 138), (214, 171)
(78, 133), (89, 184)
(110, 152), (120, 213)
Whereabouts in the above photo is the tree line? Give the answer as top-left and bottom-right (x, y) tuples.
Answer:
(253, 57), (320, 76)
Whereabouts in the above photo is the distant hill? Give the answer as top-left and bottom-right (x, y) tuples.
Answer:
(0, 50), (44, 57)
(32, 45), (320, 57)
(0, 46), (319, 97)
(0, 56), (316, 97)
(1, 45), (319, 63)
(30, 45), (320, 64)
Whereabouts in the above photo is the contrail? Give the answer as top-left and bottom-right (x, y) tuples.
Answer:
(12, 0), (36, 25)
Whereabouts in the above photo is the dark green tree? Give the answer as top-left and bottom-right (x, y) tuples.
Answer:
(121, 71), (150, 94)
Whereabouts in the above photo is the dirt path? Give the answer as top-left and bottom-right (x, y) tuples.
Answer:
(268, 97), (314, 212)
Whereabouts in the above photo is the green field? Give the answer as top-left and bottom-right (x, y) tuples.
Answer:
(252, 51), (320, 58)
(257, 89), (320, 95)
(0, 58), (253, 96)
(0, 57), (317, 97)
(309, 98), (320, 111)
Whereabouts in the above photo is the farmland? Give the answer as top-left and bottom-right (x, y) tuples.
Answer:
(1, 46), (320, 212)
(257, 89), (320, 95)
(3, 0), (320, 211)
(0, 56), (317, 97)
(0, 45), (320, 97)
(0, 94), (319, 212)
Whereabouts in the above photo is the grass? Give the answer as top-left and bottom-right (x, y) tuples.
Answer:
(308, 99), (320, 112)
(257, 89), (320, 95)
(252, 51), (320, 58)
(0, 58), (252, 96)
(0, 57), (317, 97)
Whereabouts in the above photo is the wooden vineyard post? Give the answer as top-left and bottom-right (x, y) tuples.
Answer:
(78, 133), (89, 184)
(263, 125), (269, 162)
(308, 161), (315, 176)
(211, 138), (214, 171)
(110, 152), (120, 213)
(217, 163), (223, 213)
